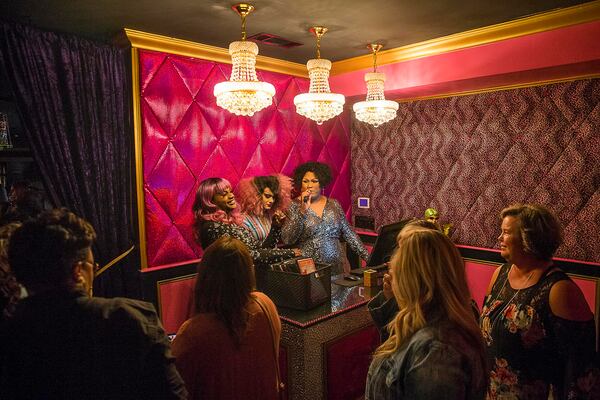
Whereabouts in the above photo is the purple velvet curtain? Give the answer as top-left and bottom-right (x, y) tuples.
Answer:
(0, 22), (138, 297)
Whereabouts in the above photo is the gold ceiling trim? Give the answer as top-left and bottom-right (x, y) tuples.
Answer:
(123, 28), (307, 78)
(332, 0), (600, 75)
(394, 73), (600, 102)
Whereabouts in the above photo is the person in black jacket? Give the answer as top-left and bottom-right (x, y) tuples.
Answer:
(0, 208), (187, 399)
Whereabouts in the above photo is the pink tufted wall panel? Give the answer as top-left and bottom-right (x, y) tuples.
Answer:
(139, 50), (352, 268)
(352, 79), (600, 263)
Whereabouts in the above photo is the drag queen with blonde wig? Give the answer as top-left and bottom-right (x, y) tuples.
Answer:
(236, 174), (292, 248)
(366, 222), (487, 400)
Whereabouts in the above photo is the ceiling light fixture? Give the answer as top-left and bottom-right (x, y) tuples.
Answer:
(294, 27), (345, 125)
(353, 44), (398, 127)
(213, 3), (275, 116)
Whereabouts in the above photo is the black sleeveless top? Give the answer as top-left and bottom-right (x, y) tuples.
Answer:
(480, 263), (597, 399)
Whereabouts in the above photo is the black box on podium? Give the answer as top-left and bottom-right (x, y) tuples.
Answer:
(256, 260), (331, 311)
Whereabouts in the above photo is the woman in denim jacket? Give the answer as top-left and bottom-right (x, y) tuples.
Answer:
(366, 222), (488, 400)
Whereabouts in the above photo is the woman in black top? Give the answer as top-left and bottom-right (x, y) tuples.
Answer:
(480, 204), (597, 399)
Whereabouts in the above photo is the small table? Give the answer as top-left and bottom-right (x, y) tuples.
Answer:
(277, 279), (382, 400)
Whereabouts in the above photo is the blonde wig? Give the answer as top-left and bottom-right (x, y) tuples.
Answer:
(374, 223), (484, 362)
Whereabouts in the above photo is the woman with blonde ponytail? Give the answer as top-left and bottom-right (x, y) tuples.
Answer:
(365, 223), (488, 400)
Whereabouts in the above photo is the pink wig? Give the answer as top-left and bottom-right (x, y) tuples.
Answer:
(236, 174), (292, 218)
(192, 177), (243, 226)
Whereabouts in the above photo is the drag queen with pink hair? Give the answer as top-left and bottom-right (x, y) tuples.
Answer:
(192, 177), (297, 267)
(236, 174), (292, 248)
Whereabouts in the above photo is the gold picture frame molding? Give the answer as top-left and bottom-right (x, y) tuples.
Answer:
(331, 0), (600, 75)
(396, 72), (600, 103)
(123, 29), (307, 78)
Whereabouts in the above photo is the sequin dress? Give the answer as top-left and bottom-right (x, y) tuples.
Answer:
(198, 220), (295, 267)
(281, 198), (369, 274)
(479, 263), (598, 399)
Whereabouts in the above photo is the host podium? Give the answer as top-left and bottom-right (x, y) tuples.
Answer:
(277, 282), (380, 400)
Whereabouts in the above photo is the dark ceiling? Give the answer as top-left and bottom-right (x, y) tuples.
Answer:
(1, 0), (593, 64)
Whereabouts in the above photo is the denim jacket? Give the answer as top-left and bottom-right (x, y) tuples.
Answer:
(366, 321), (487, 400)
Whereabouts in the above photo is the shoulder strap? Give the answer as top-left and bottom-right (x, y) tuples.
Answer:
(252, 294), (284, 394)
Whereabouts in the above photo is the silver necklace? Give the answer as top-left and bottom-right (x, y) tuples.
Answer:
(486, 264), (534, 332)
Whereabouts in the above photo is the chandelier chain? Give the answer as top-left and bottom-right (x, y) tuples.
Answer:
(316, 34), (321, 59)
(241, 14), (247, 40)
(373, 49), (377, 72)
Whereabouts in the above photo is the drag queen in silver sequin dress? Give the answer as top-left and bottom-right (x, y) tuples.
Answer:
(282, 162), (369, 274)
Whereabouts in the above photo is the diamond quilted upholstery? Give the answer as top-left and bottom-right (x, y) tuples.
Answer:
(139, 50), (352, 268)
(352, 79), (600, 263)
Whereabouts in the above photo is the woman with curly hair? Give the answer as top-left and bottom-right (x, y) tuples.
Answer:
(193, 177), (298, 267)
(366, 223), (487, 399)
(236, 174), (292, 247)
(281, 162), (369, 274)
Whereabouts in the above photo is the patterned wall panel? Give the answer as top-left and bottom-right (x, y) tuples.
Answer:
(139, 50), (352, 268)
(352, 79), (600, 263)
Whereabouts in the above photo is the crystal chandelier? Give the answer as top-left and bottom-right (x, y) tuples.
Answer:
(353, 44), (398, 127)
(294, 27), (345, 125)
(213, 3), (275, 116)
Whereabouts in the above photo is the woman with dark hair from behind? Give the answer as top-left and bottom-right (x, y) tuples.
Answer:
(193, 177), (298, 267)
(480, 204), (598, 399)
(236, 174), (292, 247)
(366, 224), (487, 399)
(172, 237), (281, 400)
(282, 162), (369, 274)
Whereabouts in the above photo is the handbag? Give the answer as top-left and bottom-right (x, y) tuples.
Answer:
(252, 294), (286, 399)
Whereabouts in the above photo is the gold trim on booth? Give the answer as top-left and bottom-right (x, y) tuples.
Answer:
(596, 281), (600, 350)
(156, 274), (197, 322)
(332, 0), (600, 75)
(123, 29), (307, 78)
(394, 73), (600, 102)
(131, 47), (149, 270)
